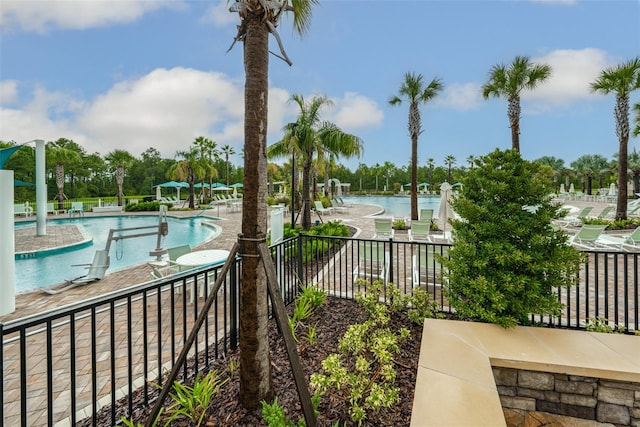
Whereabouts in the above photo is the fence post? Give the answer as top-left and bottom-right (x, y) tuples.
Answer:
(230, 257), (238, 350)
(297, 234), (304, 293)
(388, 237), (394, 286)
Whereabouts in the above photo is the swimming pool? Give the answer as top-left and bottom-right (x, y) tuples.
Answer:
(15, 215), (219, 293)
(340, 195), (442, 218)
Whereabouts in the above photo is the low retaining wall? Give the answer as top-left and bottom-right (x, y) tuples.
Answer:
(494, 367), (640, 426)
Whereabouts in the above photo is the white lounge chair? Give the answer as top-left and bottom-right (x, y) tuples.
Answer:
(412, 244), (448, 288)
(314, 200), (333, 215)
(596, 227), (640, 252)
(372, 217), (394, 239)
(353, 240), (389, 285)
(14, 203), (33, 217)
(68, 202), (84, 217)
(408, 220), (430, 242)
(555, 206), (593, 228)
(567, 224), (608, 250)
(330, 198), (347, 213)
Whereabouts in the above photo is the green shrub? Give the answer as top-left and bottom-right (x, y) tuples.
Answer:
(163, 370), (228, 426)
(393, 218), (406, 230)
(124, 201), (167, 212)
(444, 149), (584, 328)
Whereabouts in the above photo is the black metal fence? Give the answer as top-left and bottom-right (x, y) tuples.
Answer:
(1, 235), (638, 426)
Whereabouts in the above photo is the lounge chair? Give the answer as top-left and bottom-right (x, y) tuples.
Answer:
(408, 220), (430, 242)
(596, 227), (640, 252)
(567, 224), (608, 249)
(330, 198), (347, 213)
(373, 217), (394, 239)
(68, 202), (84, 217)
(412, 244), (448, 288)
(353, 240), (389, 285)
(596, 205), (614, 219)
(336, 197), (353, 208)
(43, 250), (110, 294)
(314, 200), (333, 215)
(555, 206), (593, 228)
(419, 209), (434, 223)
(14, 203), (33, 217)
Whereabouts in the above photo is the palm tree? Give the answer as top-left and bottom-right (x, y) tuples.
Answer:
(389, 72), (443, 221)
(46, 140), (80, 210)
(269, 94), (363, 230)
(192, 136), (219, 200)
(633, 102), (640, 137)
(466, 155), (476, 170)
(591, 57), (640, 219)
(536, 156), (565, 193)
(426, 157), (435, 188)
(444, 155), (456, 183)
(168, 148), (206, 209)
(228, 0), (317, 408)
(221, 144), (236, 187)
(482, 56), (552, 152)
(105, 149), (135, 206)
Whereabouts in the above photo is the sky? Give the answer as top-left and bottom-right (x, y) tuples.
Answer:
(1, 0), (639, 171)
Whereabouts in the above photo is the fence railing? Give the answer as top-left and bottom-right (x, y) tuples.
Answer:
(1, 234), (637, 426)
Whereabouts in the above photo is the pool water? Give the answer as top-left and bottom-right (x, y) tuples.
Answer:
(15, 215), (218, 293)
(340, 195), (442, 218)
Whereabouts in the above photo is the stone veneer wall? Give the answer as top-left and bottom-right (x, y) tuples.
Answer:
(493, 367), (640, 426)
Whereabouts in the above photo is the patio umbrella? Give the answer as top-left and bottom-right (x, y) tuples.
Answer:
(569, 183), (575, 193)
(232, 186), (237, 198)
(230, 183), (243, 188)
(14, 179), (35, 187)
(609, 182), (616, 196)
(560, 183), (566, 194)
(156, 181), (188, 200)
(438, 182), (455, 232)
(156, 186), (162, 201)
(213, 186), (231, 191)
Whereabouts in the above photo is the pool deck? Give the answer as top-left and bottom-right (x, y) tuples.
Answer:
(0, 198), (628, 427)
(4, 198), (617, 322)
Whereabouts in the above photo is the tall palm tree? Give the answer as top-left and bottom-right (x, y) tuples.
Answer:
(591, 57), (640, 219)
(269, 94), (363, 230)
(633, 102), (640, 137)
(46, 140), (80, 210)
(444, 154), (456, 183)
(105, 149), (135, 206)
(482, 56), (552, 152)
(536, 156), (565, 193)
(389, 72), (443, 221)
(192, 136), (219, 199)
(168, 148), (205, 209)
(221, 144), (236, 187)
(228, 0), (317, 408)
(426, 157), (435, 187)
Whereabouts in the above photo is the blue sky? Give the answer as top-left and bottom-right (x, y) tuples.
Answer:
(1, 0), (639, 171)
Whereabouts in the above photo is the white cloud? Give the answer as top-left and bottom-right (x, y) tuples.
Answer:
(326, 92), (383, 132)
(0, 80), (19, 105)
(0, 67), (298, 158)
(438, 83), (483, 111)
(0, 0), (185, 33)
(523, 48), (615, 110)
(201, 0), (237, 28)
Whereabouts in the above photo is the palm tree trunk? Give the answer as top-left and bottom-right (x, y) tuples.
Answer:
(508, 96), (521, 152)
(615, 95), (630, 220)
(239, 11), (273, 409)
(302, 155), (313, 230)
(116, 166), (124, 206)
(56, 163), (65, 210)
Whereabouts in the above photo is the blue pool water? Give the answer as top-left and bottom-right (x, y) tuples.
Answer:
(15, 215), (218, 293)
(340, 195), (442, 218)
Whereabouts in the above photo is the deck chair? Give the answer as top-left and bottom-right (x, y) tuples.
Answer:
(596, 205), (614, 219)
(68, 202), (84, 217)
(567, 224), (608, 249)
(596, 227), (640, 252)
(330, 198), (347, 213)
(168, 244), (192, 272)
(373, 217), (394, 239)
(314, 200), (333, 215)
(419, 209), (434, 223)
(43, 250), (110, 294)
(412, 245), (448, 288)
(556, 206), (593, 228)
(353, 240), (389, 285)
(408, 220), (430, 242)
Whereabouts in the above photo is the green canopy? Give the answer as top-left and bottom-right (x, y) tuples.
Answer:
(14, 179), (35, 187)
(0, 145), (23, 169)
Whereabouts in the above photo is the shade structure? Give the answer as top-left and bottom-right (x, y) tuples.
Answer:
(438, 182), (455, 230)
(155, 181), (188, 201)
(213, 186), (231, 191)
(14, 179), (35, 187)
(230, 183), (243, 188)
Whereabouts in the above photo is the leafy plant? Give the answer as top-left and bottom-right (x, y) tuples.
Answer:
(163, 370), (228, 427)
(289, 285), (327, 341)
(310, 280), (410, 425)
(120, 409), (162, 427)
(407, 287), (442, 324)
(444, 149), (584, 328)
(124, 201), (165, 212)
(584, 317), (626, 334)
(261, 395), (320, 427)
(393, 218), (406, 230)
